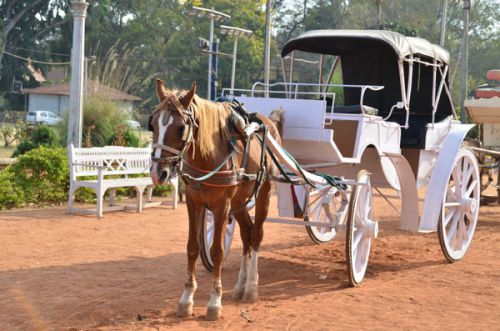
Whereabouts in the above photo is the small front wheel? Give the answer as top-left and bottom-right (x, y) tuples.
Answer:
(346, 170), (377, 286)
(438, 147), (480, 262)
(199, 207), (236, 272)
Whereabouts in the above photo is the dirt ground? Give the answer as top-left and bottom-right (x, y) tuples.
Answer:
(1, 191), (499, 331)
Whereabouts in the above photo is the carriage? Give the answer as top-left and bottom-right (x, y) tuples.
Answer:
(199, 29), (481, 286)
(465, 70), (500, 204)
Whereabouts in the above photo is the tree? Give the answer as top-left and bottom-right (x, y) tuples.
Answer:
(0, 0), (68, 85)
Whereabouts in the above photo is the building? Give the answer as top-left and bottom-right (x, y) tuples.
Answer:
(22, 80), (141, 115)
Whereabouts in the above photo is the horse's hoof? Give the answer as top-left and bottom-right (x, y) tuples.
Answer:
(232, 287), (245, 301)
(205, 306), (222, 321)
(243, 289), (258, 302)
(176, 302), (193, 317)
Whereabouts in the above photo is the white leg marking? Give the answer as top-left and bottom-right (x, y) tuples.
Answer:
(177, 273), (197, 317)
(243, 249), (259, 301)
(205, 278), (223, 320)
(207, 278), (222, 308)
(232, 254), (248, 300)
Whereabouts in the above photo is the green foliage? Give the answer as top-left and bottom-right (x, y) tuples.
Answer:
(153, 184), (173, 197)
(0, 1), (69, 93)
(108, 129), (140, 147)
(57, 97), (129, 147)
(13, 126), (59, 157)
(2, 146), (69, 207)
(0, 169), (25, 210)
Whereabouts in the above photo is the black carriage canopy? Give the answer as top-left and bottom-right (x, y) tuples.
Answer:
(281, 30), (454, 124)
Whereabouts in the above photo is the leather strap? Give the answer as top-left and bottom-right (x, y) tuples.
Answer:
(152, 143), (181, 155)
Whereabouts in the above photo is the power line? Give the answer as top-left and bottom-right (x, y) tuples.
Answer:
(3, 50), (71, 65)
(3, 49), (205, 66)
(6, 45), (71, 58)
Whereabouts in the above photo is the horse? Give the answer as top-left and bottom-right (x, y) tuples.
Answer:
(149, 78), (283, 320)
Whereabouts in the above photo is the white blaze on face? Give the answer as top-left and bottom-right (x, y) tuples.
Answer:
(152, 111), (174, 181)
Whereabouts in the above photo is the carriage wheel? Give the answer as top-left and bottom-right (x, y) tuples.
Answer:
(346, 170), (377, 286)
(438, 147), (480, 262)
(305, 188), (349, 244)
(199, 208), (236, 272)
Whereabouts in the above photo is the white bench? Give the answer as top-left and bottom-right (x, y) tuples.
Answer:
(67, 143), (178, 218)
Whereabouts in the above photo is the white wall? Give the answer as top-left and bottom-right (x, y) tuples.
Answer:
(28, 94), (69, 116)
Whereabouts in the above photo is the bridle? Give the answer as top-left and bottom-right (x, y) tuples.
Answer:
(149, 101), (197, 175)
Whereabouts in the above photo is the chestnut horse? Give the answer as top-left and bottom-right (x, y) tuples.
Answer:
(149, 79), (283, 320)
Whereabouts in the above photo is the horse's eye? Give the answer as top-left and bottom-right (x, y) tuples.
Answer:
(148, 115), (154, 132)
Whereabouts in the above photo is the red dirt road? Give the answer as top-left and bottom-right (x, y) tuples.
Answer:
(1, 194), (499, 330)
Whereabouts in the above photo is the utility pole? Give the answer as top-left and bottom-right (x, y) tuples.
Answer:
(439, 0), (448, 46)
(264, 0), (272, 97)
(189, 6), (230, 101)
(68, 1), (88, 147)
(376, 0), (382, 28)
(460, 0), (470, 123)
(220, 25), (253, 95)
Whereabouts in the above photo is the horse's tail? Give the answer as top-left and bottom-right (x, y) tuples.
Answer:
(268, 108), (285, 138)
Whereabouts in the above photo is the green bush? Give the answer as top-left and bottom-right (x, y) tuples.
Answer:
(57, 97), (129, 147)
(153, 184), (173, 197)
(10, 146), (69, 204)
(108, 129), (140, 147)
(13, 126), (59, 156)
(0, 169), (25, 210)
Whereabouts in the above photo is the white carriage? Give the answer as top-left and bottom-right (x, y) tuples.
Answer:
(201, 30), (480, 286)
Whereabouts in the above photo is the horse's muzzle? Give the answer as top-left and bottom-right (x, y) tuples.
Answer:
(151, 162), (171, 185)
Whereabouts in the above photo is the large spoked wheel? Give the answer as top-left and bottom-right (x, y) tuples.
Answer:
(199, 208), (237, 272)
(438, 147), (480, 262)
(346, 170), (377, 287)
(306, 187), (349, 244)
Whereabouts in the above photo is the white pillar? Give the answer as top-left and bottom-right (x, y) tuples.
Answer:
(68, 1), (88, 147)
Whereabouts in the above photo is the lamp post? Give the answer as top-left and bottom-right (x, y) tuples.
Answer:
(264, 0), (272, 97)
(188, 6), (230, 100)
(220, 25), (253, 96)
(439, 0), (448, 47)
(460, 0), (471, 123)
(68, 1), (88, 147)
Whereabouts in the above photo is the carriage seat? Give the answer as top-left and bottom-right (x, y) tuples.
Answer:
(333, 104), (379, 116)
(387, 113), (449, 148)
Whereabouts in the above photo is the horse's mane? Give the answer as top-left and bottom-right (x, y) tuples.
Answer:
(191, 95), (232, 159)
(155, 89), (232, 160)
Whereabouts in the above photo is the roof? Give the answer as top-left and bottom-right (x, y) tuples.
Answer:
(281, 29), (450, 64)
(487, 70), (500, 81)
(22, 80), (141, 102)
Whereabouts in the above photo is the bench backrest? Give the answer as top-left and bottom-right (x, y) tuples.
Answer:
(69, 144), (151, 179)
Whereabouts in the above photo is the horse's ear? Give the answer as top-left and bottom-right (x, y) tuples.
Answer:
(180, 81), (196, 109)
(155, 78), (168, 101)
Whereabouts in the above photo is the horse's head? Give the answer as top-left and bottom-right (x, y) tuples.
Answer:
(149, 78), (196, 185)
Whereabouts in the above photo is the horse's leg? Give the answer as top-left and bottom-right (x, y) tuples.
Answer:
(244, 180), (271, 302)
(205, 201), (231, 321)
(176, 198), (202, 317)
(231, 206), (253, 301)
